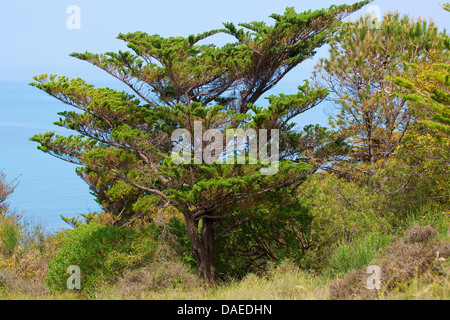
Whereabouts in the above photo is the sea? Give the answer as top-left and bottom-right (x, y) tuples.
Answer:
(0, 82), (101, 232)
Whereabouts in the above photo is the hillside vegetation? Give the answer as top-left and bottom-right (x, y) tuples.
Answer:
(1, 2), (449, 300)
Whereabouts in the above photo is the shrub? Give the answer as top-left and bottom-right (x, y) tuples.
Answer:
(380, 225), (443, 291)
(402, 205), (450, 236)
(327, 232), (393, 276)
(0, 212), (23, 256)
(297, 173), (393, 266)
(113, 259), (201, 298)
(45, 223), (137, 295)
(329, 225), (448, 300)
(210, 173), (394, 279)
(45, 221), (170, 296)
(213, 201), (315, 279)
(0, 268), (48, 297)
(0, 172), (16, 212)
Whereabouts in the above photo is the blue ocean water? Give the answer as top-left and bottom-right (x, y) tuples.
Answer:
(0, 82), (101, 231)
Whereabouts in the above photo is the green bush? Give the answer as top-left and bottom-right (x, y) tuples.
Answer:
(213, 201), (314, 279)
(327, 232), (392, 276)
(296, 173), (394, 268)
(209, 173), (395, 279)
(402, 204), (450, 236)
(0, 212), (22, 256)
(45, 223), (141, 295)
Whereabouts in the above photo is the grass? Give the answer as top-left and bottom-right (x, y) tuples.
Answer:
(1, 254), (448, 300)
(95, 260), (332, 300)
(203, 262), (331, 300)
(327, 232), (393, 276)
(0, 204), (448, 300)
(3, 252), (446, 300)
(385, 269), (450, 300)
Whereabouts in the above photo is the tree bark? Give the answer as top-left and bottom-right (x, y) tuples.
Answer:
(184, 214), (215, 285)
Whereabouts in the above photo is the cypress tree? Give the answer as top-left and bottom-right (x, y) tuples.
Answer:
(30, 2), (368, 283)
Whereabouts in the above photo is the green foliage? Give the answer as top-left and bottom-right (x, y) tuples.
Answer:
(372, 125), (450, 213)
(313, 11), (449, 234)
(29, 3), (369, 283)
(213, 201), (314, 278)
(393, 62), (450, 136)
(402, 204), (450, 237)
(212, 172), (394, 278)
(314, 11), (449, 176)
(6, 0), (450, 289)
(327, 232), (392, 276)
(76, 167), (149, 224)
(45, 223), (160, 295)
(164, 217), (198, 269)
(380, 7), (450, 212)
(0, 212), (22, 256)
(298, 173), (392, 244)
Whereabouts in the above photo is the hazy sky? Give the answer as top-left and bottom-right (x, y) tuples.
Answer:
(1, 0), (448, 86)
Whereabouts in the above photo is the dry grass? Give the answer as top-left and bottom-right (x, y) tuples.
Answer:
(206, 262), (330, 300)
(329, 225), (449, 300)
(0, 269), (48, 298)
(0, 223), (447, 300)
(99, 260), (331, 300)
(109, 259), (202, 299)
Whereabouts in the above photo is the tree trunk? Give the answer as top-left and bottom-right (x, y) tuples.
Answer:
(184, 214), (215, 285)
